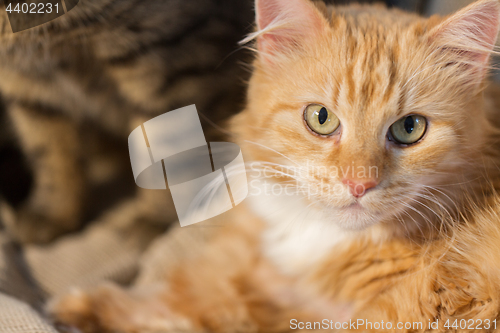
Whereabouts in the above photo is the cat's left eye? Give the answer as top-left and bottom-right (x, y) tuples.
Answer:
(304, 104), (340, 136)
(389, 115), (427, 145)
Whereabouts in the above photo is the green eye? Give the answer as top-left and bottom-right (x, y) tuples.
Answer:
(304, 104), (340, 136)
(389, 115), (427, 145)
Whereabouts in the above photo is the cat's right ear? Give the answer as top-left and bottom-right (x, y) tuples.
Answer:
(244, 0), (328, 62)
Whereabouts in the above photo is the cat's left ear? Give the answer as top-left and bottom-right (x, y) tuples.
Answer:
(428, 0), (500, 80)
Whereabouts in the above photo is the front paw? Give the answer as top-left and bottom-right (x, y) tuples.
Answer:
(47, 288), (101, 333)
(48, 284), (195, 333)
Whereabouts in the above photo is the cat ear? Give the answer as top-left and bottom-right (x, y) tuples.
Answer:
(249, 0), (328, 60)
(428, 0), (500, 79)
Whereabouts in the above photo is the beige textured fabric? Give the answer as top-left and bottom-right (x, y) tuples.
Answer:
(25, 220), (141, 297)
(0, 198), (169, 331)
(0, 293), (57, 333)
(0, 233), (45, 310)
(0, 233), (54, 331)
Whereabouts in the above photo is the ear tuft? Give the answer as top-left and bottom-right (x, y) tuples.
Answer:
(243, 0), (328, 61)
(430, 0), (500, 72)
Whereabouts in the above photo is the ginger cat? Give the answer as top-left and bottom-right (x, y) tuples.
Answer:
(50, 0), (500, 332)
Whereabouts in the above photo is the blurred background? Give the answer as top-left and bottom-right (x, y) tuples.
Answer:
(0, 0), (496, 331)
(328, 0), (475, 14)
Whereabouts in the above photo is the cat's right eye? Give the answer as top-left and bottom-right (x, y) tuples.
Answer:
(304, 104), (340, 136)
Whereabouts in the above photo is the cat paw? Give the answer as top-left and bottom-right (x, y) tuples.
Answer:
(197, 301), (258, 333)
(48, 283), (196, 333)
(47, 288), (101, 333)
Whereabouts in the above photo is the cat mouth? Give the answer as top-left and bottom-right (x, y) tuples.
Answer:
(340, 201), (383, 218)
(341, 201), (364, 211)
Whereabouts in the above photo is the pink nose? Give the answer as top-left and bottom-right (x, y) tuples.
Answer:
(342, 178), (378, 198)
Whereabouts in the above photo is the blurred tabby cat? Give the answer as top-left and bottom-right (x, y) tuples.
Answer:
(0, 0), (253, 243)
(50, 0), (500, 332)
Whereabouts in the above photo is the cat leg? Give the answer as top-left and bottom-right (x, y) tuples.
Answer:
(352, 265), (500, 333)
(1, 104), (84, 243)
(49, 275), (260, 333)
(49, 283), (196, 333)
(313, 237), (500, 332)
(48, 213), (290, 333)
(48, 266), (258, 333)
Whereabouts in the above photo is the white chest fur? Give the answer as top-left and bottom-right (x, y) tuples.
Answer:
(247, 188), (352, 276)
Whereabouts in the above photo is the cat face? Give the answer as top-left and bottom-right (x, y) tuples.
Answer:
(233, 0), (500, 231)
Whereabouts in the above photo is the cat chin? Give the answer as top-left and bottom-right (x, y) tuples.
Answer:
(247, 187), (387, 275)
(323, 205), (383, 231)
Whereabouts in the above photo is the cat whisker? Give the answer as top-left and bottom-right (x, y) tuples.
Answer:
(398, 193), (447, 234)
(243, 140), (301, 166)
(420, 185), (466, 216)
(398, 201), (434, 238)
(411, 191), (456, 220)
(399, 207), (427, 242)
(420, 186), (460, 215)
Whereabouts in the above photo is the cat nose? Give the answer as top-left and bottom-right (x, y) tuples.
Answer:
(342, 178), (378, 198)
